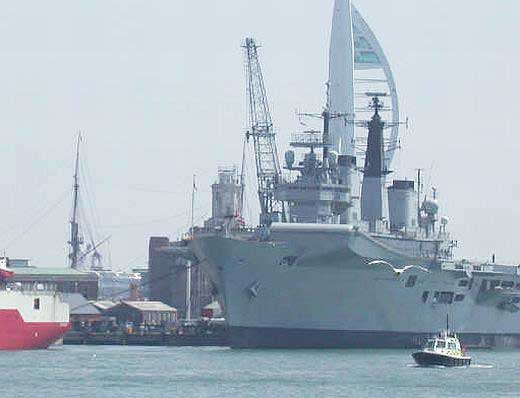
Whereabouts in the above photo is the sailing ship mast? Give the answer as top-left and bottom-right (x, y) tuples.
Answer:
(69, 133), (83, 269)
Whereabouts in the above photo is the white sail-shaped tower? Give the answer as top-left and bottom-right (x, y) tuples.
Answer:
(328, 1), (400, 167)
(328, 1), (401, 225)
(328, 0), (356, 157)
(351, 5), (400, 169)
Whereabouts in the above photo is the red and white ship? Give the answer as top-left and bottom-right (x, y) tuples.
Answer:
(0, 259), (70, 350)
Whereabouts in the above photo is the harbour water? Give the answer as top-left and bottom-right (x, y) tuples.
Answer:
(4, 346), (520, 397)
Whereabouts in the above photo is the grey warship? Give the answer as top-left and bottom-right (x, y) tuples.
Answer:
(184, 0), (520, 349)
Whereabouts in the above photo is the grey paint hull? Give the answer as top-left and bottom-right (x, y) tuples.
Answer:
(191, 227), (520, 348)
(229, 326), (520, 349)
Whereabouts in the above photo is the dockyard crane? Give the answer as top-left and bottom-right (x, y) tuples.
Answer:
(243, 38), (283, 225)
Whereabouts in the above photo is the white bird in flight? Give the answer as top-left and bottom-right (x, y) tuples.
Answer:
(367, 260), (430, 276)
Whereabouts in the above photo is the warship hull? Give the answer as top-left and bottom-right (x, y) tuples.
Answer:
(229, 327), (520, 349)
(190, 225), (520, 349)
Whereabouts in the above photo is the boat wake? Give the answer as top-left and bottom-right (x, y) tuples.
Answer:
(469, 364), (494, 369)
(407, 363), (493, 369)
(406, 364), (455, 369)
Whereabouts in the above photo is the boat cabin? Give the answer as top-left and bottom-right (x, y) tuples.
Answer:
(424, 331), (463, 356)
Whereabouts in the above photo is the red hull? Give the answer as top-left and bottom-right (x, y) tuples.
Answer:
(0, 310), (70, 350)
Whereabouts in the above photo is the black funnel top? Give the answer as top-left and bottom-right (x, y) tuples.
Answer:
(363, 97), (385, 178)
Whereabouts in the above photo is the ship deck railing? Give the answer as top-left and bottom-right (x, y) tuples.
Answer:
(1, 282), (61, 294)
(441, 261), (520, 276)
(192, 226), (259, 236)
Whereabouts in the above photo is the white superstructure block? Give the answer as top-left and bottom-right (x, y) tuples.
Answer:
(328, 0), (356, 156)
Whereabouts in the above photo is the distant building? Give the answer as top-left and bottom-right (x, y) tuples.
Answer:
(132, 267), (150, 300)
(147, 169), (241, 318)
(5, 258), (30, 268)
(202, 301), (223, 319)
(93, 269), (142, 301)
(106, 301), (177, 327)
(148, 237), (174, 304)
(91, 300), (117, 314)
(9, 266), (99, 300)
(148, 237), (213, 318)
(60, 293), (102, 330)
(204, 167), (242, 229)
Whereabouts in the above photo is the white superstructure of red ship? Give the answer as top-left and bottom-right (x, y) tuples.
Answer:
(0, 259), (70, 350)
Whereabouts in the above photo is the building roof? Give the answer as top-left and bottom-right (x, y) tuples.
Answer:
(203, 301), (221, 310)
(12, 267), (85, 275)
(203, 301), (222, 317)
(92, 300), (117, 311)
(60, 293), (101, 316)
(120, 301), (177, 313)
(10, 267), (98, 282)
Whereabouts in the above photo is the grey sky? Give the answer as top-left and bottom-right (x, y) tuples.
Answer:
(0, 0), (519, 269)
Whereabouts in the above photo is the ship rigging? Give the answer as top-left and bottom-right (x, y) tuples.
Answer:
(68, 133), (110, 270)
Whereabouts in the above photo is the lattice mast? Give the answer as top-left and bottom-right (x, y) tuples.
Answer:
(243, 38), (282, 224)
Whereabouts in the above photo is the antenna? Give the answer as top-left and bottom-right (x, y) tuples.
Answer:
(185, 260), (192, 321)
(416, 168), (422, 227)
(190, 174), (196, 236)
(239, 137), (247, 218)
(186, 174), (196, 321)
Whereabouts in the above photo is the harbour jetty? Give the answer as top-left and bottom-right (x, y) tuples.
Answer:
(64, 319), (228, 347)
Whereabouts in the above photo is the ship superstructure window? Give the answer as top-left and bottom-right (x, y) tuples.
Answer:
(435, 340), (446, 349)
(422, 291), (429, 303)
(454, 294), (465, 302)
(433, 291), (454, 304)
(458, 279), (469, 287)
(280, 256), (298, 267)
(468, 278), (474, 290)
(439, 292), (454, 304)
(405, 275), (417, 288)
(34, 298), (40, 310)
(502, 281), (514, 289)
